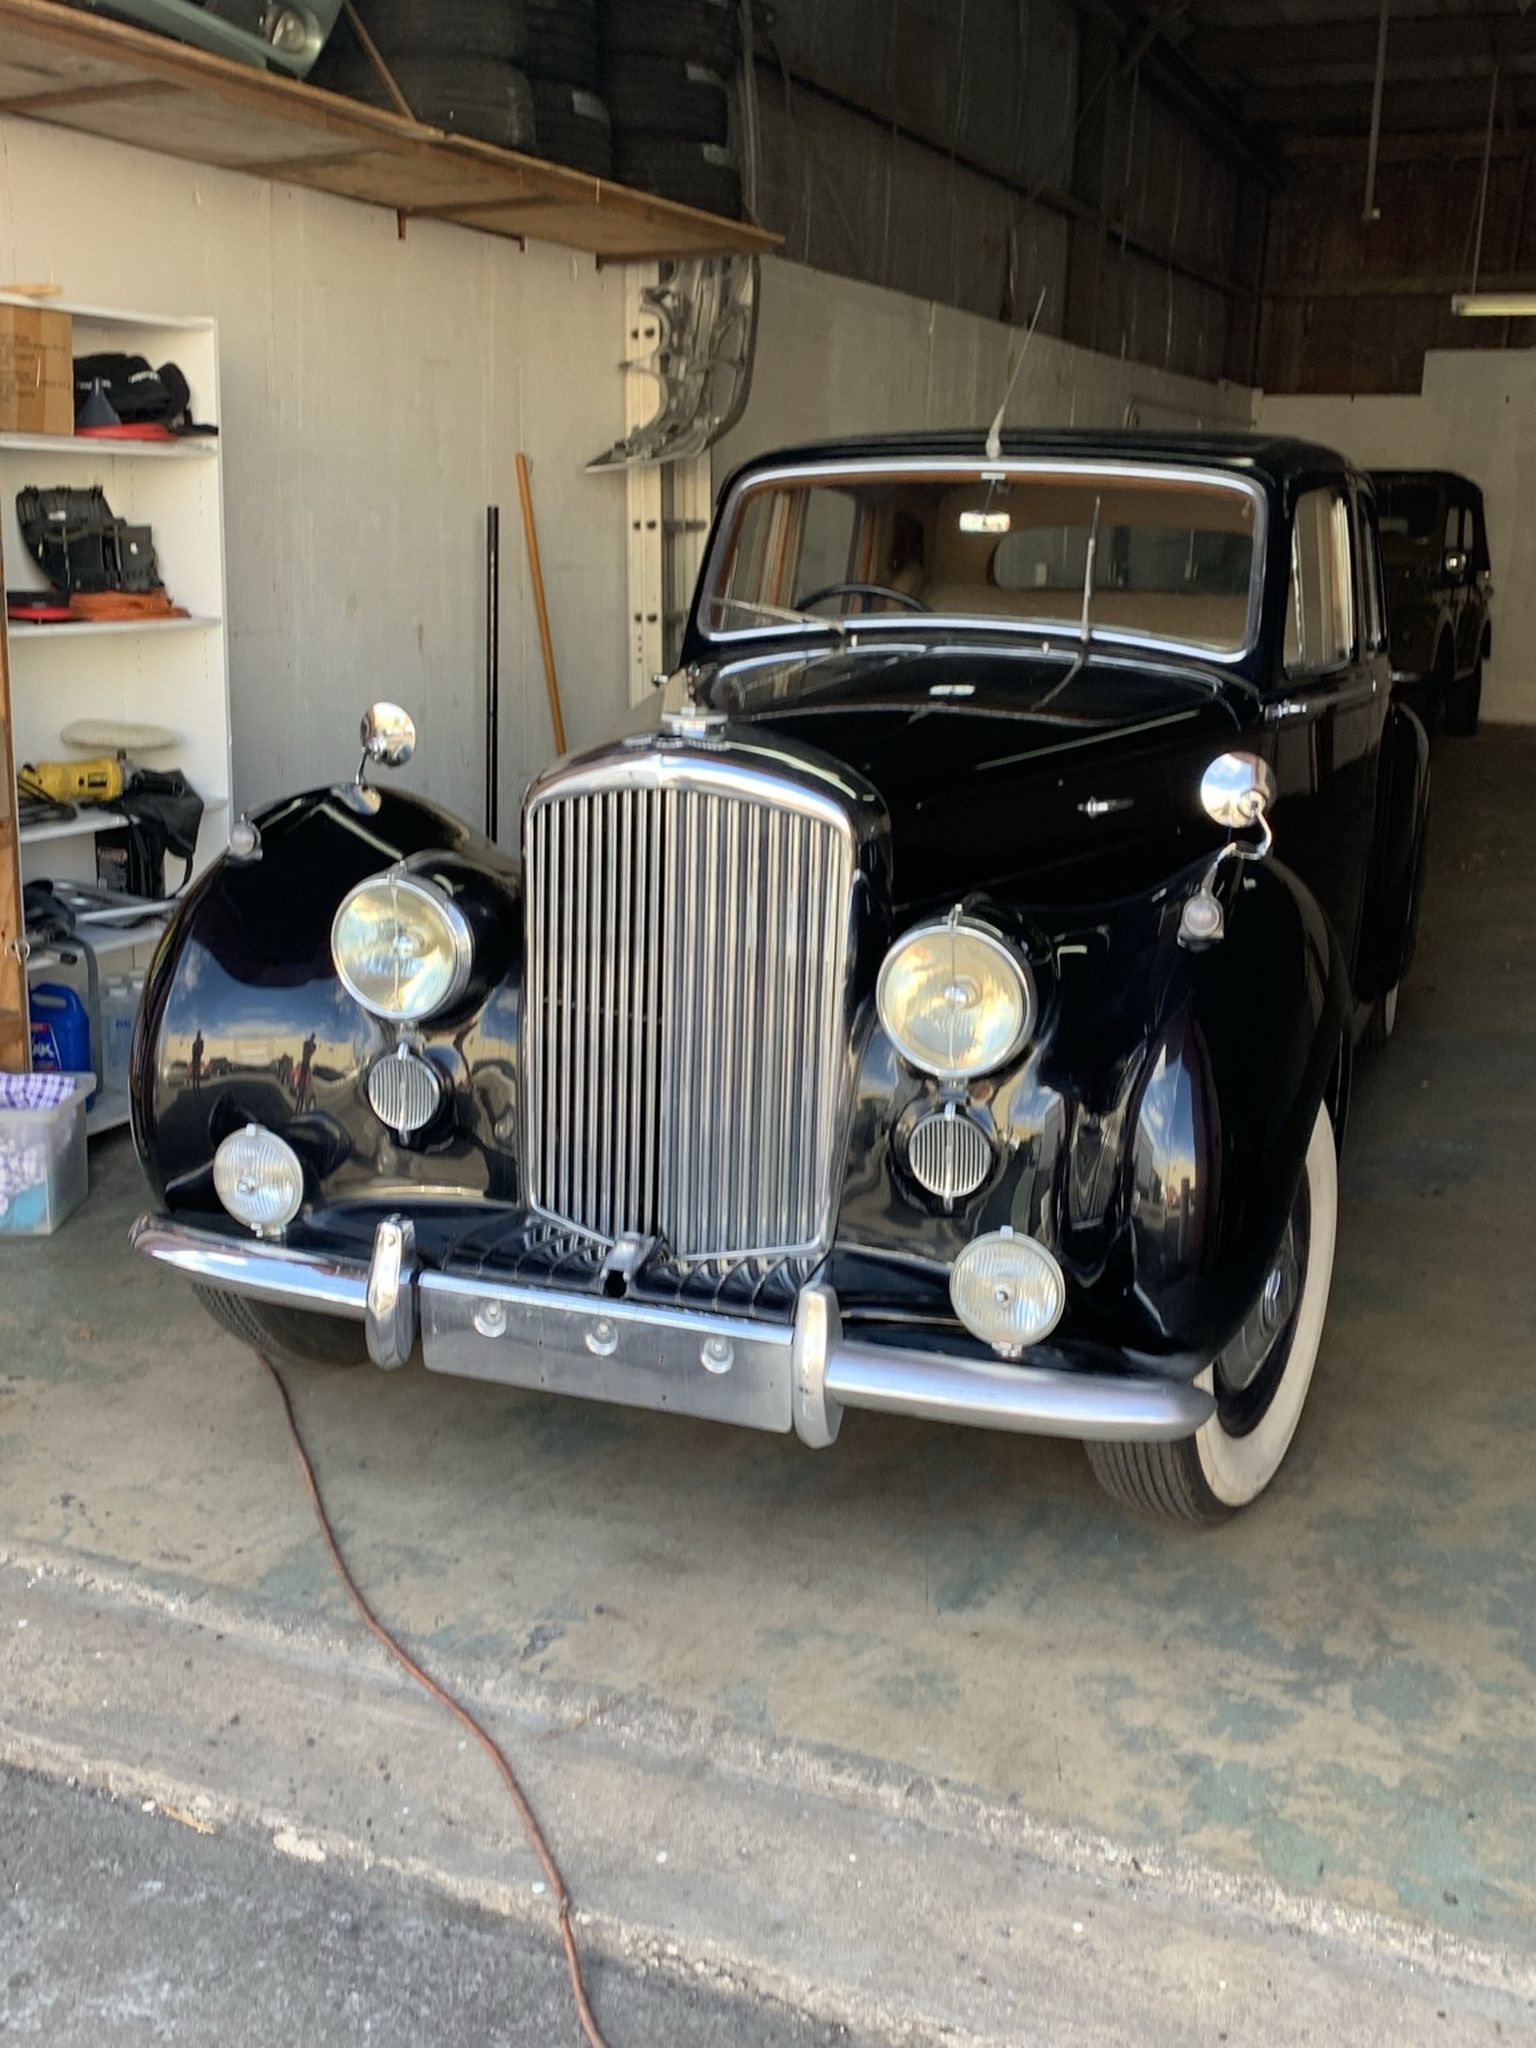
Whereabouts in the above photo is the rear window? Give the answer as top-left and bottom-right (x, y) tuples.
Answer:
(1376, 480), (1443, 544)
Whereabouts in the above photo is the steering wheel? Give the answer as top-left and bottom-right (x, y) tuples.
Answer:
(795, 580), (931, 615)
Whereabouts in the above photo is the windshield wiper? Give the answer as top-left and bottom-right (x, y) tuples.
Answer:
(1034, 494), (1102, 710)
(714, 596), (848, 636)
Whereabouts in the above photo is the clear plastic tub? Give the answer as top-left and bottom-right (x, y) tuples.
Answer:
(0, 1072), (95, 1236)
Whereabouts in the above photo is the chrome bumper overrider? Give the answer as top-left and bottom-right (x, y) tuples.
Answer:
(130, 1216), (1214, 1446)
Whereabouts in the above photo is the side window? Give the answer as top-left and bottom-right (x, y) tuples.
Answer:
(1444, 504), (1464, 560)
(1285, 487), (1356, 673)
(1357, 495), (1386, 653)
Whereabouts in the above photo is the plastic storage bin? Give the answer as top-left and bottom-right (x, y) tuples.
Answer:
(0, 1073), (95, 1236)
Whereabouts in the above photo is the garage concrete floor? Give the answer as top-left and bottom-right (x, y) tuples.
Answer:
(3, 731), (1535, 2039)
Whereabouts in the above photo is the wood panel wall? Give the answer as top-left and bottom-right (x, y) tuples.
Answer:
(1258, 139), (1536, 395)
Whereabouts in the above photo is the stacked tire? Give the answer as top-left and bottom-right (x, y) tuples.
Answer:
(311, 0), (538, 153)
(602, 0), (743, 218)
(525, 0), (614, 178)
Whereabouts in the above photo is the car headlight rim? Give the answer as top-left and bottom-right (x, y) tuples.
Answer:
(331, 870), (474, 1023)
(876, 915), (1035, 1080)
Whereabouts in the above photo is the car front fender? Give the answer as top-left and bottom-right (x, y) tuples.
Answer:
(131, 784), (522, 1216)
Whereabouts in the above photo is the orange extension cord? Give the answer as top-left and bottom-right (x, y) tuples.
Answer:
(258, 1352), (611, 2048)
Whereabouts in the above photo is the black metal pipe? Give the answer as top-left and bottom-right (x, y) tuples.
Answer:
(485, 504), (501, 842)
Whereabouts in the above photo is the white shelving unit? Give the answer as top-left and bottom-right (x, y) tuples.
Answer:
(0, 295), (232, 1135)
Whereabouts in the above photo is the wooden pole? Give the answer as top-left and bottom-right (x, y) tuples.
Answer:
(341, 0), (415, 121)
(515, 453), (568, 757)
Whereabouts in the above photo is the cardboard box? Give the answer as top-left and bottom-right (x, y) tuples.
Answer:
(0, 305), (73, 436)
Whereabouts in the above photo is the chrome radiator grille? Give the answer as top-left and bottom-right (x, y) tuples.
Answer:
(524, 772), (856, 1261)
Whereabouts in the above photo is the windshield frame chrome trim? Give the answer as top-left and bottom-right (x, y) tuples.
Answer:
(696, 456), (1269, 669)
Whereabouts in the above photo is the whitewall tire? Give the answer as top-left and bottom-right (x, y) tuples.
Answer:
(1087, 1102), (1338, 1523)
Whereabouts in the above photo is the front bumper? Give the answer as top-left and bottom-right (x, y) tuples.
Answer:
(130, 1215), (1215, 1447)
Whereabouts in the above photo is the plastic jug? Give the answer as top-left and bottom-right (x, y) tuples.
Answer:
(100, 974), (143, 1099)
(30, 983), (93, 1082)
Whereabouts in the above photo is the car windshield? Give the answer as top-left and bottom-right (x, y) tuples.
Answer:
(1375, 479), (1444, 558)
(701, 465), (1262, 657)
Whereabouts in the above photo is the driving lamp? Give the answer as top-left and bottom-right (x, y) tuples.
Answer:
(332, 871), (473, 1022)
(950, 1226), (1066, 1358)
(877, 914), (1033, 1079)
(214, 1124), (305, 1237)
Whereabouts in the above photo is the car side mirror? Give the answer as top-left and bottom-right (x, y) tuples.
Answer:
(1200, 751), (1275, 832)
(361, 701), (417, 769)
(1443, 549), (1468, 581)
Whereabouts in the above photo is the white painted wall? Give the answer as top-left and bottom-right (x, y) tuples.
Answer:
(0, 116), (632, 831)
(1260, 350), (1534, 724)
(0, 119), (1260, 844)
(718, 255), (1255, 480)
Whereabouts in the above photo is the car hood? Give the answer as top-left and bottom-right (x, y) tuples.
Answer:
(700, 641), (1254, 910)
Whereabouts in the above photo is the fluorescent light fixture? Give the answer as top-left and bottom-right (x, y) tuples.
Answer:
(1451, 293), (1536, 317)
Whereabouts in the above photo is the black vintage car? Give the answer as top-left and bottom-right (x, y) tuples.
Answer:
(130, 432), (1430, 1523)
(1371, 468), (1493, 736)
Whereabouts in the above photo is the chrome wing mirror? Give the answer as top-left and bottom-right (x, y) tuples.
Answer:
(337, 702), (416, 813)
(361, 701), (416, 771)
(1200, 751), (1275, 842)
(1181, 752), (1276, 950)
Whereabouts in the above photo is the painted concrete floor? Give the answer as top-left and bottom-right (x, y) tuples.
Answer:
(2, 731), (1534, 1984)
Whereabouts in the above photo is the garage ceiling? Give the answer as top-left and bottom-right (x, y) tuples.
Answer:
(1169, 0), (1535, 139)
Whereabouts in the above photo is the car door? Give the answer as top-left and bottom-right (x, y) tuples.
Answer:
(1267, 482), (1384, 982)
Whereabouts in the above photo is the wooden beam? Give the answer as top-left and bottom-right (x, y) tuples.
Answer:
(1190, 14), (1536, 82)
(1245, 76), (1536, 134)
(1266, 268), (1536, 299)
(1285, 126), (1536, 162)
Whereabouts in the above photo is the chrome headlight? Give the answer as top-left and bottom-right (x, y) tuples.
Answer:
(332, 871), (473, 1022)
(876, 913), (1033, 1079)
(213, 1124), (305, 1237)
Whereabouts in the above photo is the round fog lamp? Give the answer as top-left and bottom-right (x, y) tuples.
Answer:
(950, 1227), (1065, 1357)
(213, 1123), (305, 1237)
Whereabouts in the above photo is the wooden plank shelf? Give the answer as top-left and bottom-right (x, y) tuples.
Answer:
(0, 0), (778, 262)
(7, 614), (221, 640)
(0, 431), (217, 460)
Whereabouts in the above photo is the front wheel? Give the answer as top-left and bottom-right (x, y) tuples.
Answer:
(1086, 1102), (1338, 1523)
(193, 1285), (367, 1371)
(1443, 658), (1482, 738)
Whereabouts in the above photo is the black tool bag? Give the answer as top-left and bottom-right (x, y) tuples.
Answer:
(96, 770), (205, 900)
(73, 352), (209, 434)
(17, 486), (118, 593)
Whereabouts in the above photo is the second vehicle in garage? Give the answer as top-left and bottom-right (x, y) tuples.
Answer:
(1371, 467), (1493, 736)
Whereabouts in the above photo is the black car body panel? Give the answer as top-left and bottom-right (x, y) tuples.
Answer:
(131, 429), (1427, 1428)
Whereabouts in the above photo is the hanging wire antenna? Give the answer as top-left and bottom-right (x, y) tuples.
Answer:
(985, 284), (1048, 463)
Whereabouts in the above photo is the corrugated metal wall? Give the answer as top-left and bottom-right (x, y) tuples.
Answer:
(748, 0), (1265, 385)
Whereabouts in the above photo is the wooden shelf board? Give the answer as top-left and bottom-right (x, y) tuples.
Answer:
(0, 0), (777, 261)
(0, 431), (216, 459)
(7, 614), (220, 639)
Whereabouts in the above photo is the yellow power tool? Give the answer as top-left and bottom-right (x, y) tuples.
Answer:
(18, 756), (127, 804)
